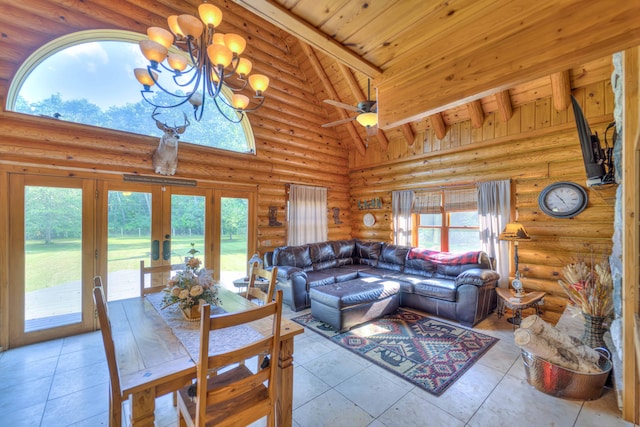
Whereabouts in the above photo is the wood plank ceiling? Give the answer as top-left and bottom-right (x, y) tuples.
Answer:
(1, 0), (639, 153)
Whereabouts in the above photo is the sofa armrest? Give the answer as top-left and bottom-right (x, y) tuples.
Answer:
(263, 251), (274, 268)
(455, 268), (499, 287)
(276, 265), (306, 281)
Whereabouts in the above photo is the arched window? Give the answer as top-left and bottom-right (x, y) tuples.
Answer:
(7, 30), (255, 154)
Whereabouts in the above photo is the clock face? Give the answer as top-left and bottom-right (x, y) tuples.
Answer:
(538, 182), (588, 218)
(363, 213), (375, 227)
(512, 278), (523, 290)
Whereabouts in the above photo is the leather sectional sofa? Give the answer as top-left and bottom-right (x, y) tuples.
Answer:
(264, 239), (499, 331)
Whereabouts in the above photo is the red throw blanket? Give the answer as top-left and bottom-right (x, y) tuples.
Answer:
(408, 248), (482, 265)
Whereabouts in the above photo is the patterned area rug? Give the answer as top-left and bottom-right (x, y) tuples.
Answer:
(292, 309), (498, 396)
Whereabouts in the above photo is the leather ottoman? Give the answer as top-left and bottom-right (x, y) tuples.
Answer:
(309, 277), (400, 331)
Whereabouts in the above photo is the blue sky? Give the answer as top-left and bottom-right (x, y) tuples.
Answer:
(19, 41), (149, 109)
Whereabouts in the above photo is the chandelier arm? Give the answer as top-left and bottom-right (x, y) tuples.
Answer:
(141, 90), (193, 110)
(212, 96), (243, 123)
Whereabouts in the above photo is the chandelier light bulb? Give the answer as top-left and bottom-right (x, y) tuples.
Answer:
(224, 33), (246, 55)
(249, 74), (269, 94)
(198, 3), (223, 27)
(134, 68), (158, 89)
(139, 39), (168, 65)
(232, 94), (250, 110)
(236, 58), (252, 77)
(167, 15), (183, 37)
(147, 27), (174, 49)
(177, 14), (204, 39)
(207, 43), (233, 68)
(167, 53), (188, 72)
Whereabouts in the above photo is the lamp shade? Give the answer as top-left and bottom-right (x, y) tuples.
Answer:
(235, 58), (252, 76)
(207, 43), (233, 67)
(224, 33), (246, 55)
(177, 14), (204, 39)
(232, 94), (250, 110)
(147, 27), (174, 49)
(248, 74), (269, 93)
(167, 53), (188, 72)
(498, 223), (531, 241)
(198, 3), (223, 27)
(139, 40), (168, 64)
(134, 68), (158, 88)
(356, 112), (378, 127)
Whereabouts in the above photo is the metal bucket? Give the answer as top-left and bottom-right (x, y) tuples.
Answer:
(521, 348), (612, 400)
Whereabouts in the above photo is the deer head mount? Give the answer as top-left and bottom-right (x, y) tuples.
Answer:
(151, 109), (190, 176)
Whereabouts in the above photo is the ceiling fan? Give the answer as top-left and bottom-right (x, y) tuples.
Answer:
(322, 80), (378, 136)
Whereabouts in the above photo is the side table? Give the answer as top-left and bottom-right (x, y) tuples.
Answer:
(232, 277), (269, 298)
(496, 287), (545, 328)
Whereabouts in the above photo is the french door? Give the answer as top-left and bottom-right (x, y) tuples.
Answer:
(8, 173), (256, 348)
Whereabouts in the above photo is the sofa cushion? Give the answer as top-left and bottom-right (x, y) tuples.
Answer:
(310, 278), (400, 309)
(354, 240), (382, 266)
(309, 241), (338, 270)
(377, 244), (411, 271)
(317, 267), (359, 283)
(456, 268), (500, 286)
(273, 245), (312, 271)
(306, 270), (336, 288)
(414, 278), (458, 302)
(332, 239), (356, 266)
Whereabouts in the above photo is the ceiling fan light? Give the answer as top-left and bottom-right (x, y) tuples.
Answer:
(177, 14), (204, 39)
(356, 112), (378, 127)
(198, 3), (223, 27)
(139, 39), (168, 65)
(224, 33), (246, 55)
(147, 27), (174, 49)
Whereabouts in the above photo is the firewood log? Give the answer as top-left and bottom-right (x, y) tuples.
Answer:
(519, 315), (601, 364)
(514, 328), (601, 373)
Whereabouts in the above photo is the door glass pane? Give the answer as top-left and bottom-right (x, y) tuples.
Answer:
(107, 190), (151, 300)
(24, 186), (82, 332)
(171, 194), (206, 264)
(220, 197), (248, 290)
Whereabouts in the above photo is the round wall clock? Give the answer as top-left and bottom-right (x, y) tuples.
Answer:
(363, 213), (376, 227)
(538, 181), (588, 218)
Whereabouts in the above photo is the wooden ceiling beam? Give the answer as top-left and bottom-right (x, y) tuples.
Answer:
(401, 123), (416, 146)
(376, 0), (640, 128)
(337, 64), (389, 151)
(466, 100), (485, 129)
(430, 113), (447, 139)
(495, 90), (513, 122)
(230, 0), (382, 78)
(550, 70), (572, 111)
(299, 43), (367, 156)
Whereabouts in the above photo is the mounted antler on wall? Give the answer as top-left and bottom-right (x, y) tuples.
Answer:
(151, 109), (190, 176)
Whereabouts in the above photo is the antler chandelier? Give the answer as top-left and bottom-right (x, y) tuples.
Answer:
(133, 1), (269, 122)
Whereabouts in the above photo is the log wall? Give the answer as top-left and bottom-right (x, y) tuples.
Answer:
(349, 82), (616, 324)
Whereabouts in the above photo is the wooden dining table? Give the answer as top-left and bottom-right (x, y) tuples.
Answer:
(108, 287), (304, 427)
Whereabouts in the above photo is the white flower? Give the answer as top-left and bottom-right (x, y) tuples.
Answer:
(190, 285), (203, 297)
(178, 289), (189, 300)
(171, 286), (182, 297)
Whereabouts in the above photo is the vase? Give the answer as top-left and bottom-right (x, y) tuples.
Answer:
(581, 312), (607, 349)
(180, 305), (201, 322)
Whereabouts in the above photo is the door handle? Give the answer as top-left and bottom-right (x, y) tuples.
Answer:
(151, 240), (160, 261)
(163, 237), (171, 261)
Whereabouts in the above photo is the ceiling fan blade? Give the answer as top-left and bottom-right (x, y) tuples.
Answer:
(323, 99), (360, 112)
(322, 117), (357, 128)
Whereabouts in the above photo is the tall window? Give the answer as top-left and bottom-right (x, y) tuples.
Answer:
(413, 188), (479, 252)
(7, 30), (255, 154)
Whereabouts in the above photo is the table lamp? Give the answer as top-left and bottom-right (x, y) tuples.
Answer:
(499, 223), (531, 297)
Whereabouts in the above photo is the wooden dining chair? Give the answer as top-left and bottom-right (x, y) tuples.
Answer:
(139, 260), (185, 296)
(245, 265), (278, 305)
(176, 290), (284, 427)
(93, 277), (126, 427)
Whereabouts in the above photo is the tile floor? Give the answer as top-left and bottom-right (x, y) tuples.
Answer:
(0, 306), (635, 427)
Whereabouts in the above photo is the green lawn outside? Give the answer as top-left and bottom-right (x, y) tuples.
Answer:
(25, 235), (248, 292)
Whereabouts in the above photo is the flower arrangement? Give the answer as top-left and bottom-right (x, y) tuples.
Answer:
(557, 254), (613, 317)
(162, 244), (221, 312)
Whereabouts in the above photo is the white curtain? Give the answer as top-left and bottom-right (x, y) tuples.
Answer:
(392, 190), (414, 246)
(477, 180), (510, 287)
(287, 184), (327, 246)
